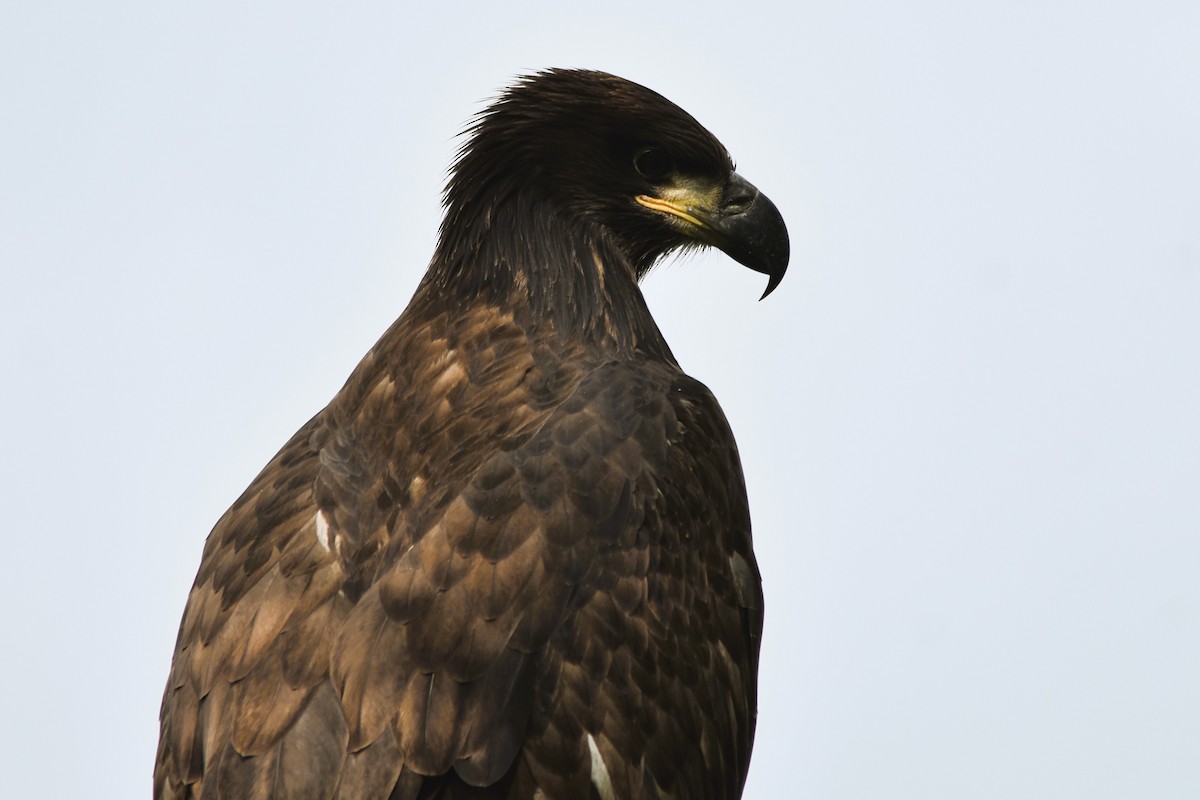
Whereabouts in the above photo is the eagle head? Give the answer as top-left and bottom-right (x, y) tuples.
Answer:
(440, 69), (789, 298)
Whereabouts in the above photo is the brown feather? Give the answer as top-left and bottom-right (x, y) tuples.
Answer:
(332, 726), (403, 800)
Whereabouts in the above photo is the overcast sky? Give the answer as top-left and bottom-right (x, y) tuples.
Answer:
(3, 2), (1198, 798)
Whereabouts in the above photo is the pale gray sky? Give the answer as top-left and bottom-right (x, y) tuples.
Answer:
(3, 2), (1198, 797)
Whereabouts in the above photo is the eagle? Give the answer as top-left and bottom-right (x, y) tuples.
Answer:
(156, 69), (789, 800)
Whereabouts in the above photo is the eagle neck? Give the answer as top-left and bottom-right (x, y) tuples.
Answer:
(426, 201), (675, 361)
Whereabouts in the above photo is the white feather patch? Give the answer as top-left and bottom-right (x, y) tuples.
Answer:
(315, 510), (331, 553)
(587, 734), (616, 800)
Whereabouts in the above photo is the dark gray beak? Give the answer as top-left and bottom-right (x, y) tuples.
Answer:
(636, 171), (790, 298)
(705, 172), (790, 299)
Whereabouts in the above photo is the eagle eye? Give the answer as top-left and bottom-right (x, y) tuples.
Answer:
(633, 148), (673, 182)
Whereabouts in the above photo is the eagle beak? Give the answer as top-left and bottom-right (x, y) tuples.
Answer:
(637, 172), (790, 298)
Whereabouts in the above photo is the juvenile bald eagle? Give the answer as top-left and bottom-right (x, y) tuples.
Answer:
(156, 69), (788, 800)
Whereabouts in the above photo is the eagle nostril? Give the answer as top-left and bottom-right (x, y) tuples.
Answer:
(722, 187), (757, 216)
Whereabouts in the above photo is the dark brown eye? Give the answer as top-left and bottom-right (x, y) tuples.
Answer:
(633, 148), (673, 181)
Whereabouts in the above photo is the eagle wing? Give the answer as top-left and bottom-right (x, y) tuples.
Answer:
(156, 310), (762, 800)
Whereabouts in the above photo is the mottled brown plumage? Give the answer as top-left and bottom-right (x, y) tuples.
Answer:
(156, 69), (788, 799)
